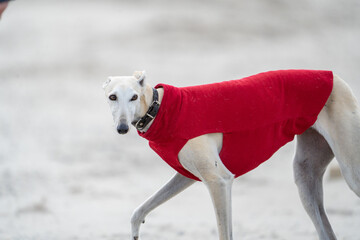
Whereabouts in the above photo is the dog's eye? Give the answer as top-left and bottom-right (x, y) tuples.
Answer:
(130, 94), (138, 101)
(109, 94), (117, 101)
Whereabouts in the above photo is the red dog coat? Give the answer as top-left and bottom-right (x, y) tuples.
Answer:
(139, 70), (333, 181)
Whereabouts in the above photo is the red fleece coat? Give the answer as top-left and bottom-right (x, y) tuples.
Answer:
(139, 70), (333, 181)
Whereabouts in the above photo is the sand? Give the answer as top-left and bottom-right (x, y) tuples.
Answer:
(0, 0), (359, 239)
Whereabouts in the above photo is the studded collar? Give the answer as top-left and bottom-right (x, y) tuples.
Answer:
(132, 88), (160, 131)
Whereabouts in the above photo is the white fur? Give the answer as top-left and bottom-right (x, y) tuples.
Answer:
(104, 71), (148, 132)
(103, 72), (360, 240)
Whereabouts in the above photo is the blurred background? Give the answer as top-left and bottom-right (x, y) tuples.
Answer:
(0, 0), (359, 239)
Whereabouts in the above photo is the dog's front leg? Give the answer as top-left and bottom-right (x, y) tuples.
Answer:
(204, 176), (234, 240)
(181, 157), (234, 240)
(130, 172), (195, 240)
(179, 133), (234, 240)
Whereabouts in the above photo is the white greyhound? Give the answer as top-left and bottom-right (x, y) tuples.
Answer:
(103, 70), (360, 240)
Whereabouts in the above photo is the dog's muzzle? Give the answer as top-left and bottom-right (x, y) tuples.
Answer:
(117, 123), (129, 134)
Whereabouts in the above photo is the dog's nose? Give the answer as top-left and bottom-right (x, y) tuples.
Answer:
(117, 123), (129, 134)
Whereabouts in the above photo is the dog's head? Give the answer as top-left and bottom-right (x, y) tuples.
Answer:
(103, 71), (147, 134)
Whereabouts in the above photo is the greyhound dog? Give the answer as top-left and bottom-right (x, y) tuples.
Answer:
(103, 70), (360, 240)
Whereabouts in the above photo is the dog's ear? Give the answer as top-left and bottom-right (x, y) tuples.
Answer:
(103, 77), (112, 90)
(133, 71), (146, 87)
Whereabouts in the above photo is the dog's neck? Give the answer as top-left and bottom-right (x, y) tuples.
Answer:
(138, 84), (164, 132)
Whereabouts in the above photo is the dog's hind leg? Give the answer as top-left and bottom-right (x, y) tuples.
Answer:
(314, 74), (360, 197)
(293, 128), (336, 240)
(179, 133), (234, 240)
(130, 173), (195, 240)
